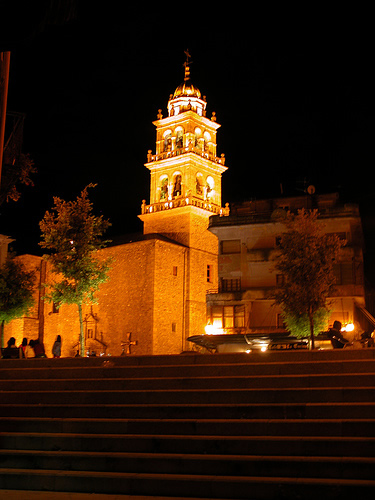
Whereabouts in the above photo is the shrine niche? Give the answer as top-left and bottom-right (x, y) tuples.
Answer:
(72, 306), (107, 356)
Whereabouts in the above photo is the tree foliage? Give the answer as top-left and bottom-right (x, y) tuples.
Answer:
(282, 308), (331, 339)
(0, 153), (37, 206)
(39, 184), (111, 355)
(0, 256), (35, 347)
(273, 209), (342, 348)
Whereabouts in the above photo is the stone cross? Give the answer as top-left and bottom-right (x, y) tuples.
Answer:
(121, 332), (137, 355)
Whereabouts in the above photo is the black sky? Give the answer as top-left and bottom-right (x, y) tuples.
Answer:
(1, 3), (375, 280)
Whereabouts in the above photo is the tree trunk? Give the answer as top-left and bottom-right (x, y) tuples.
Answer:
(0, 320), (4, 349)
(78, 303), (85, 356)
(308, 311), (315, 350)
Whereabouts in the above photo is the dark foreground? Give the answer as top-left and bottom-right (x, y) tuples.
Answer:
(0, 349), (375, 499)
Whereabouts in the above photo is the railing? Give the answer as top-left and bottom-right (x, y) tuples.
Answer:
(141, 195), (223, 215)
(147, 147), (226, 166)
(209, 204), (360, 228)
(219, 278), (241, 292)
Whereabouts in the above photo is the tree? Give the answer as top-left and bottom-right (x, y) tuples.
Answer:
(39, 184), (111, 356)
(0, 256), (35, 348)
(273, 209), (342, 349)
(0, 152), (37, 206)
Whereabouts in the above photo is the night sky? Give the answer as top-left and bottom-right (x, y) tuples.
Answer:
(1, 4), (375, 281)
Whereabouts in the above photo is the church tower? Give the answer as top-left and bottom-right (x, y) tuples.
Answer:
(139, 53), (227, 344)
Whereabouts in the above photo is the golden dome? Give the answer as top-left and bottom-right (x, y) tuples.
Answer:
(172, 63), (201, 99)
(173, 80), (201, 99)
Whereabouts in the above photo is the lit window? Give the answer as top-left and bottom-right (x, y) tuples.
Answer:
(224, 306), (234, 328)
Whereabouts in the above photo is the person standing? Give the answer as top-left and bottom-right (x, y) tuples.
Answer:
(52, 335), (62, 358)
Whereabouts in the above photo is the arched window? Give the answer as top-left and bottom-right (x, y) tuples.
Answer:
(163, 130), (172, 152)
(173, 172), (182, 198)
(160, 175), (169, 200)
(206, 176), (214, 199)
(203, 131), (211, 151)
(176, 127), (183, 149)
(195, 127), (202, 148)
(196, 172), (204, 196)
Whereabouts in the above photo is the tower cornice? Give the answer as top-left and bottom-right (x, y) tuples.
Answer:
(145, 151), (227, 175)
(153, 110), (221, 131)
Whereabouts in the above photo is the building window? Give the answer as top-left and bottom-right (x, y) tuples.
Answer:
(207, 265), (213, 283)
(207, 305), (245, 331)
(234, 305), (245, 328)
(52, 302), (59, 314)
(172, 322), (176, 333)
(221, 240), (241, 254)
(224, 306), (234, 328)
(173, 266), (178, 276)
(219, 278), (241, 292)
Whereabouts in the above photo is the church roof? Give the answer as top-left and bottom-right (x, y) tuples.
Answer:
(107, 232), (188, 248)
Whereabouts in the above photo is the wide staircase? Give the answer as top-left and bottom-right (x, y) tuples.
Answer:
(0, 349), (375, 499)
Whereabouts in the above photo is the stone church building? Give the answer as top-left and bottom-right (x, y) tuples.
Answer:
(3, 61), (228, 357)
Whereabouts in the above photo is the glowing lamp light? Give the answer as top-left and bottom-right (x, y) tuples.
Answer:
(260, 345), (268, 352)
(204, 323), (224, 335)
(344, 323), (355, 332)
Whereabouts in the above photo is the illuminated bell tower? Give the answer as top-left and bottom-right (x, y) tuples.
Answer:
(140, 56), (227, 245)
(139, 54), (227, 346)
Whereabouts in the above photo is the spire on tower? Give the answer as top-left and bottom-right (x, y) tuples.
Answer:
(183, 49), (192, 82)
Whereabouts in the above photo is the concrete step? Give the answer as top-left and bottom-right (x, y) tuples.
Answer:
(2, 402), (375, 419)
(1, 468), (375, 500)
(1, 372), (375, 391)
(1, 358), (375, 380)
(2, 387), (375, 405)
(0, 491), (198, 500)
(1, 449), (375, 480)
(1, 351), (375, 499)
(1, 417), (375, 437)
(1, 432), (375, 457)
